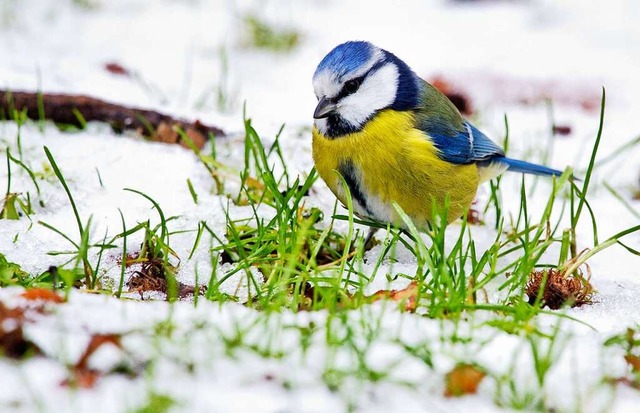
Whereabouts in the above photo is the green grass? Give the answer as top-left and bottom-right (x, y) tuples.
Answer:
(242, 14), (300, 52)
(2, 89), (640, 411)
(132, 392), (177, 413)
(2, 88), (638, 314)
(0, 252), (30, 286)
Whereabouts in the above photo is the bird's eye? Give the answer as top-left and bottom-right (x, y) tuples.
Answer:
(344, 79), (360, 95)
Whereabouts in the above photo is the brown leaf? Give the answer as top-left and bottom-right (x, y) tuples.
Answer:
(429, 75), (474, 115)
(180, 126), (207, 150)
(150, 122), (207, 149)
(444, 364), (486, 397)
(76, 334), (122, 370)
(0, 302), (41, 359)
(552, 124), (572, 136)
(625, 354), (640, 373)
(466, 202), (485, 226)
(607, 376), (640, 390)
(62, 334), (123, 389)
(368, 281), (419, 312)
(20, 288), (65, 303)
(104, 62), (131, 77)
(62, 369), (101, 389)
(153, 122), (179, 144)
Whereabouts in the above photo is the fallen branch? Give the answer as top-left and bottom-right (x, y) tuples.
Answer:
(0, 90), (224, 149)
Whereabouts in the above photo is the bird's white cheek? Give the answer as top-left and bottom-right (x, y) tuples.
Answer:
(338, 64), (399, 128)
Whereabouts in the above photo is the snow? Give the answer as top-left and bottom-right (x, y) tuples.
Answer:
(1, 0), (640, 412)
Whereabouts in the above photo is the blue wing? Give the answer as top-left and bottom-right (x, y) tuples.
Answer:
(426, 121), (564, 178)
(428, 121), (504, 164)
(415, 81), (563, 178)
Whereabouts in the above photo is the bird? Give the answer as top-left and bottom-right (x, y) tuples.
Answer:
(311, 41), (564, 231)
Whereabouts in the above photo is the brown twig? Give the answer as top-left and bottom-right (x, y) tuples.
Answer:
(0, 90), (225, 149)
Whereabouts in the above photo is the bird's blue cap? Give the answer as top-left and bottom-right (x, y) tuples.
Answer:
(314, 41), (377, 80)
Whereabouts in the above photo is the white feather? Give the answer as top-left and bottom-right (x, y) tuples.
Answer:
(313, 70), (341, 100)
(314, 118), (329, 134)
(465, 123), (474, 153)
(477, 161), (509, 183)
(337, 64), (398, 128)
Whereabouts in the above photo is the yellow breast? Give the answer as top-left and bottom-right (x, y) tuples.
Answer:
(312, 110), (480, 227)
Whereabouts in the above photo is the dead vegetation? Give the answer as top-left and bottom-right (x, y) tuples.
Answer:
(61, 334), (124, 389)
(0, 90), (224, 149)
(444, 363), (486, 397)
(0, 302), (41, 359)
(125, 249), (203, 300)
(298, 281), (420, 312)
(0, 289), (69, 359)
(525, 268), (594, 310)
(367, 281), (420, 312)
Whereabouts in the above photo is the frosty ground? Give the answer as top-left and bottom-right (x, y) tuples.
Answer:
(1, 1), (640, 412)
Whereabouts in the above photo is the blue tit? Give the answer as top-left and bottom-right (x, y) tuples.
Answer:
(311, 41), (563, 228)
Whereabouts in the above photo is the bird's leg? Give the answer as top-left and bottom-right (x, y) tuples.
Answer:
(363, 227), (379, 250)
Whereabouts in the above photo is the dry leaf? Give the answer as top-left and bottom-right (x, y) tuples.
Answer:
(625, 354), (640, 373)
(76, 334), (122, 370)
(0, 302), (41, 358)
(62, 334), (122, 389)
(153, 122), (179, 144)
(104, 62), (131, 77)
(466, 202), (485, 225)
(429, 75), (473, 115)
(607, 376), (640, 390)
(552, 124), (572, 136)
(368, 281), (419, 312)
(20, 288), (65, 303)
(444, 364), (486, 397)
(182, 126), (207, 149)
(151, 122), (207, 149)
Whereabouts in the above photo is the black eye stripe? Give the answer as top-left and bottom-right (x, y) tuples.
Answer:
(335, 75), (365, 100)
(334, 58), (388, 101)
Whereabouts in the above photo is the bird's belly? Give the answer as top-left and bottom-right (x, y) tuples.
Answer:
(331, 159), (398, 224)
(330, 160), (477, 227)
(312, 111), (480, 227)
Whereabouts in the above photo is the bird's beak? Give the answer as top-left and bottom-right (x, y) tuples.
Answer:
(313, 97), (337, 119)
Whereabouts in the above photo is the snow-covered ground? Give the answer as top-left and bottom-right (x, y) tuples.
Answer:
(1, 0), (639, 412)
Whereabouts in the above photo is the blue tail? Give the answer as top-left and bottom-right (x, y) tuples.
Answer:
(499, 157), (563, 177)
